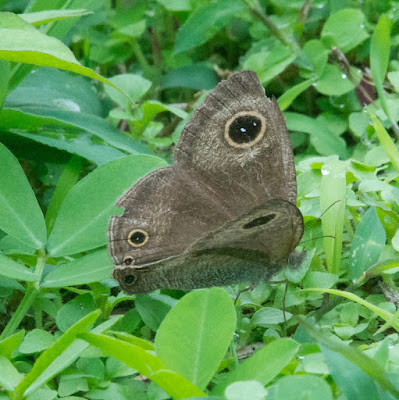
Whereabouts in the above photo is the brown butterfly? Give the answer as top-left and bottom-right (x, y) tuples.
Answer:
(108, 70), (303, 294)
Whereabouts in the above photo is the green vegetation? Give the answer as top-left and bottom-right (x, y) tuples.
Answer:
(0, 0), (399, 399)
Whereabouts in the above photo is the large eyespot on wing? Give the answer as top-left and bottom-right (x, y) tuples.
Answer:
(174, 70), (298, 206)
(224, 111), (267, 148)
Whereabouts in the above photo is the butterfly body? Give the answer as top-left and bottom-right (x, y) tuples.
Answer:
(108, 70), (303, 294)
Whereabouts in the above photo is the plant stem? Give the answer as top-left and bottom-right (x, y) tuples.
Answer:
(245, 0), (290, 47)
(0, 250), (47, 340)
(0, 286), (37, 340)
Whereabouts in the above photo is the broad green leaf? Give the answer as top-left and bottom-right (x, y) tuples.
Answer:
(274, 375), (333, 400)
(135, 292), (178, 331)
(24, 317), (121, 396)
(321, 8), (369, 52)
(80, 332), (206, 399)
(19, 329), (56, 354)
(0, 253), (37, 281)
(225, 381), (267, 400)
(302, 39), (329, 77)
(302, 320), (398, 396)
(0, 143), (46, 249)
(47, 155), (166, 257)
(212, 339), (299, 395)
(320, 346), (380, 400)
(278, 79), (312, 111)
(161, 64), (218, 90)
(370, 15), (391, 123)
(0, 13), (123, 94)
(0, 330), (25, 359)
(0, 355), (22, 391)
(315, 64), (356, 96)
(56, 294), (97, 332)
(155, 288), (236, 390)
(12, 310), (101, 399)
(284, 113), (347, 158)
(41, 249), (113, 288)
(105, 74), (152, 110)
(0, 108), (150, 163)
(173, 0), (245, 53)
(5, 67), (103, 116)
(251, 307), (292, 326)
(20, 9), (93, 26)
(243, 40), (296, 86)
(349, 207), (386, 279)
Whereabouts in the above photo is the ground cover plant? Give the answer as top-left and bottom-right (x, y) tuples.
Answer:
(0, 0), (399, 399)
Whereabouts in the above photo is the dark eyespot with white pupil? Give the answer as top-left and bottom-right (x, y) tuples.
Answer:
(229, 115), (262, 144)
(225, 111), (266, 148)
(243, 213), (277, 229)
(127, 229), (149, 247)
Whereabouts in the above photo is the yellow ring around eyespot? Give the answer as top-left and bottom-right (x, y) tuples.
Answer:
(224, 111), (267, 149)
(127, 229), (149, 248)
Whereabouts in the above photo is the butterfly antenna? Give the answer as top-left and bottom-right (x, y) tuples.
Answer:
(299, 235), (336, 245)
(320, 200), (341, 218)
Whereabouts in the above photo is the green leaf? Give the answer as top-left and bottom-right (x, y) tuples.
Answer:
(301, 320), (398, 396)
(0, 253), (37, 281)
(0, 330), (25, 359)
(80, 332), (206, 399)
(277, 79), (312, 111)
(321, 8), (369, 52)
(302, 39), (329, 77)
(56, 294), (97, 332)
(19, 329), (56, 354)
(320, 346), (380, 400)
(243, 40), (296, 86)
(274, 375), (333, 400)
(46, 155), (166, 257)
(0, 108), (151, 163)
(5, 67), (103, 116)
(20, 9), (93, 26)
(0, 143), (46, 249)
(225, 381), (267, 400)
(368, 110), (399, 171)
(24, 317), (121, 397)
(12, 310), (101, 399)
(105, 74), (152, 110)
(320, 160), (347, 275)
(135, 293), (178, 331)
(0, 13), (123, 94)
(155, 288), (236, 389)
(156, 0), (191, 11)
(41, 249), (113, 288)
(251, 307), (292, 326)
(0, 355), (22, 391)
(349, 207), (386, 279)
(212, 339), (299, 395)
(284, 113), (348, 157)
(173, 0), (245, 53)
(315, 64), (356, 96)
(370, 15), (391, 123)
(161, 64), (218, 90)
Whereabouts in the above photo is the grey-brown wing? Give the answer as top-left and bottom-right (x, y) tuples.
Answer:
(174, 70), (297, 216)
(113, 199), (303, 294)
